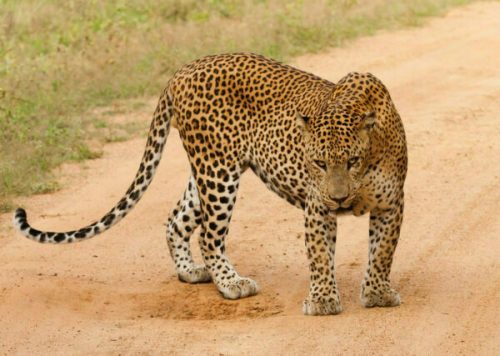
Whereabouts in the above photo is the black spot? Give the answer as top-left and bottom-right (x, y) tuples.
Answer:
(208, 194), (217, 202)
(102, 214), (115, 226)
(54, 233), (66, 242)
(129, 190), (140, 200)
(117, 198), (128, 211)
(29, 228), (40, 237)
(75, 230), (87, 238)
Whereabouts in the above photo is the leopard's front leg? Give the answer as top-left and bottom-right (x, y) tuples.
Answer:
(302, 190), (342, 315)
(361, 196), (404, 308)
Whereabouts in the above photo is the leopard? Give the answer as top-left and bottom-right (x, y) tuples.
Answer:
(13, 53), (407, 315)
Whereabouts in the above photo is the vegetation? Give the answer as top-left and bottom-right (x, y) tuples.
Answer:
(0, 0), (474, 210)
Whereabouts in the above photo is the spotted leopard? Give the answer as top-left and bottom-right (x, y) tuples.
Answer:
(13, 53), (407, 315)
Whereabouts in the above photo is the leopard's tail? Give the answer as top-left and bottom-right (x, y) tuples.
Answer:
(13, 91), (174, 244)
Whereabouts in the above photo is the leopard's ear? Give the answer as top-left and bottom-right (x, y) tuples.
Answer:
(360, 110), (376, 132)
(296, 112), (310, 130)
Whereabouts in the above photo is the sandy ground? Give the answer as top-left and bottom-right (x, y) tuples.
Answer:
(1, 2), (499, 355)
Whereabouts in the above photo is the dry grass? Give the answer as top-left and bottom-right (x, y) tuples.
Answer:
(0, 0), (474, 210)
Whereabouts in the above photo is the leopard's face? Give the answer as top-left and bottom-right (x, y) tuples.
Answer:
(298, 109), (376, 209)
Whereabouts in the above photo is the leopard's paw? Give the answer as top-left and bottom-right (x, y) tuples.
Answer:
(361, 284), (400, 308)
(303, 296), (342, 316)
(218, 276), (259, 300)
(178, 265), (212, 283)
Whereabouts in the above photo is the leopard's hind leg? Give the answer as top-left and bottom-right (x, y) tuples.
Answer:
(166, 175), (211, 283)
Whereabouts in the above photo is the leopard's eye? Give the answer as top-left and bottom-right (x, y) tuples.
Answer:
(348, 156), (360, 169)
(314, 160), (327, 170)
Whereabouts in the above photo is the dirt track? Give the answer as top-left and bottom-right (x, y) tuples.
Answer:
(1, 2), (499, 354)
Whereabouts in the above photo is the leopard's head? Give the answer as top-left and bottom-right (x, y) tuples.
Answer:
(297, 108), (376, 210)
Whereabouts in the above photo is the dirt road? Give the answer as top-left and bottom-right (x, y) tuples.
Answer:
(1, 2), (499, 354)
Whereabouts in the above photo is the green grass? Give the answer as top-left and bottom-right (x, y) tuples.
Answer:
(0, 0), (475, 209)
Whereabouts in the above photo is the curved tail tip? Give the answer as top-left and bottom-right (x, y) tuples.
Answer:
(13, 208), (28, 231)
(15, 208), (27, 221)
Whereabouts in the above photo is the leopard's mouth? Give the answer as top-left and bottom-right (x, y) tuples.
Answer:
(335, 205), (353, 214)
(323, 197), (354, 212)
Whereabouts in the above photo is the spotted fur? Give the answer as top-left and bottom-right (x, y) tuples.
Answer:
(13, 53), (407, 315)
